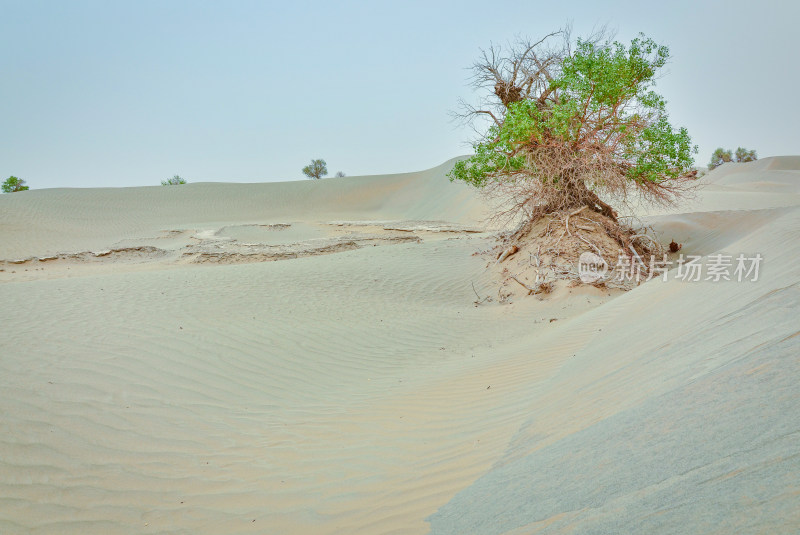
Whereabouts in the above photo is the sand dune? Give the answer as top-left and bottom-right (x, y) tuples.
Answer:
(0, 158), (483, 261)
(0, 157), (798, 534)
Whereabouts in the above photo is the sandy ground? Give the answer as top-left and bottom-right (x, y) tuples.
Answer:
(0, 157), (798, 534)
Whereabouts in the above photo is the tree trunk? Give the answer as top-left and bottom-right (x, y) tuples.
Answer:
(563, 174), (618, 222)
(586, 191), (617, 221)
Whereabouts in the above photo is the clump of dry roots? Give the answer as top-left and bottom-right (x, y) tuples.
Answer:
(485, 205), (668, 302)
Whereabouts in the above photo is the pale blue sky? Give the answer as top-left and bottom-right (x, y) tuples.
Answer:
(2, 0), (798, 188)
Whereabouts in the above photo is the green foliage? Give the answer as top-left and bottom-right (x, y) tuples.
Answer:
(450, 33), (696, 204)
(735, 147), (757, 163)
(708, 148), (732, 170)
(708, 147), (757, 170)
(302, 159), (328, 180)
(161, 175), (187, 186)
(450, 120), (526, 188)
(2, 176), (29, 193)
(624, 116), (695, 184)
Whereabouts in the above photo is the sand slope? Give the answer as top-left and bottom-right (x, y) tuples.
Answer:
(0, 157), (798, 534)
(0, 157), (484, 261)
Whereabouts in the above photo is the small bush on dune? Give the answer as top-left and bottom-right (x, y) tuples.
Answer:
(2, 176), (29, 193)
(161, 175), (187, 186)
(708, 147), (757, 170)
(302, 159), (328, 180)
(708, 148), (732, 170)
(735, 147), (757, 163)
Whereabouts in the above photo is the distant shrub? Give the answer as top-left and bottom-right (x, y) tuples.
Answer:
(735, 147), (757, 163)
(708, 148), (732, 170)
(335, 171), (346, 177)
(302, 159), (328, 180)
(2, 176), (29, 193)
(708, 147), (758, 170)
(161, 175), (187, 186)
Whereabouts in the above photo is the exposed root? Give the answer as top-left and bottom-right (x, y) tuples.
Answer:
(496, 245), (519, 263)
(483, 206), (673, 301)
(510, 275), (553, 296)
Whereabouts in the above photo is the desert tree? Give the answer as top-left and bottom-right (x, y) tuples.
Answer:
(302, 159), (328, 180)
(450, 28), (697, 227)
(734, 147), (757, 163)
(161, 174), (187, 186)
(335, 171), (346, 177)
(2, 176), (29, 193)
(708, 148), (732, 170)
